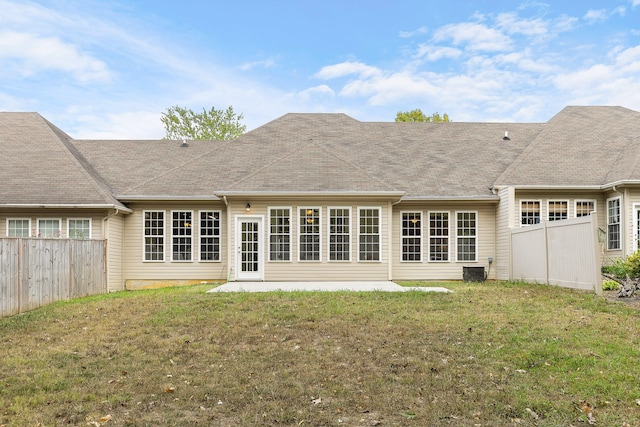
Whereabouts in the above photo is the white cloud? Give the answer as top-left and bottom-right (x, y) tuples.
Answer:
(495, 12), (549, 36)
(432, 22), (512, 52)
(298, 85), (335, 100)
(583, 9), (608, 23)
(414, 45), (462, 61)
(399, 26), (428, 38)
(239, 58), (277, 71)
(314, 62), (382, 79)
(0, 31), (110, 83)
(633, 0), (640, 7)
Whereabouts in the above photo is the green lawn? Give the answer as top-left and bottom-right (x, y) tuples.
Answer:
(1, 281), (639, 426)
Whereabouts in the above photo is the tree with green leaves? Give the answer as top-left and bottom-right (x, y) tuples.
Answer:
(395, 109), (450, 123)
(161, 105), (247, 140)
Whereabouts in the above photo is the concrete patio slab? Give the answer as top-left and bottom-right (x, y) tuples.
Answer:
(207, 281), (452, 293)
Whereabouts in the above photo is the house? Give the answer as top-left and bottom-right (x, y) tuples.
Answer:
(1, 106), (639, 291)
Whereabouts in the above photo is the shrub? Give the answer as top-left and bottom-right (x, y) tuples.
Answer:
(624, 250), (640, 278)
(602, 257), (628, 278)
(602, 280), (619, 291)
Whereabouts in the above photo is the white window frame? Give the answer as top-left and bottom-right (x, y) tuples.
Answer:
(268, 207), (291, 262)
(171, 210), (194, 262)
(199, 210), (221, 262)
(298, 207), (322, 262)
(358, 207), (381, 262)
(607, 197), (621, 251)
(575, 200), (597, 217)
(37, 218), (62, 238)
(328, 207), (351, 262)
(6, 218), (31, 237)
(67, 218), (92, 239)
(143, 210), (165, 262)
(428, 211), (449, 262)
(400, 211), (422, 262)
(520, 200), (541, 226)
(455, 211), (478, 262)
(547, 200), (569, 221)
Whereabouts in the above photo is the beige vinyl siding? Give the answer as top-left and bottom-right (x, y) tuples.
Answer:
(623, 188), (640, 256)
(122, 202), (229, 283)
(104, 214), (124, 292)
(228, 199), (391, 281)
(495, 187), (514, 280)
(391, 202), (497, 281)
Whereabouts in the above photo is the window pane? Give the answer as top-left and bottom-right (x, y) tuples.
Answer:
(521, 201), (540, 225)
(548, 201), (568, 221)
(359, 208), (380, 261)
(329, 208), (350, 261)
(299, 208), (320, 261)
(270, 208), (290, 261)
(200, 211), (220, 261)
(607, 199), (621, 250)
(38, 219), (61, 238)
(144, 211), (164, 261)
(172, 211), (192, 261)
(68, 219), (91, 239)
(7, 219), (30, 237)
(457, 212), (477, 261)
(429, 212), (449, 261)
(402, 212), (421, 261)
(576, 201), (595, 217)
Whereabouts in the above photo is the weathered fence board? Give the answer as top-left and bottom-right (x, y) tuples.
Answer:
(0, 238), (106, 318)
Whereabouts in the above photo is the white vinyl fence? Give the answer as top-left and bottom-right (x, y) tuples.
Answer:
(510, 214), (602, 294)
(0, 238), (107, 318)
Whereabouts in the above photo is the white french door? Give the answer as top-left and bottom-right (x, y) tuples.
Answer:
(236, 217), (263, 280)
(635, 205), (640, 252)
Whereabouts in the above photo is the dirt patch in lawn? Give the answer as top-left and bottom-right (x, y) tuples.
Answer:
(603, 290), (640, 309)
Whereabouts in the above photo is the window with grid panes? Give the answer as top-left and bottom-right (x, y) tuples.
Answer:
(200, 211), (220, 261)
(429, 212), (449, 261)
(520, 200), (540, 225)
(548, 200), (568, 221)
(299, 208), (320, 261)
(144, 210), (164, 261)
(329, 208), (350, 261)
(38, 219), (61, 238)
(401, 212), (421, 261)
(269, 208), (290, 261)
(456, 212), (477, 261)
(172, 211), (192, 261)
(607, 198), (621, 250)
(7, 219), (30, 237)
(575, 200), (595, 217)
(68, 219), (91, 239)
(359, 208), (380, 261)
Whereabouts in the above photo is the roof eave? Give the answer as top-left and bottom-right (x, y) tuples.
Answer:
(0, 203), (133, 213)
(400, 195), (499, 203)
(215, 191), (406, 198)
(116, 195), (221, 202)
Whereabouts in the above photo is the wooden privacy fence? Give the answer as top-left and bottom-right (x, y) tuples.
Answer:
(0, 238), (107, 318)
(510, 214), (602, 294)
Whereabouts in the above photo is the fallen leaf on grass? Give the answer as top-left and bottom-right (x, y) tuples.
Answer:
(525, 408), (539, 419)
(165, 386), (176, 393)
(99, 415), (112, 423)
(311, 397), (322, 405)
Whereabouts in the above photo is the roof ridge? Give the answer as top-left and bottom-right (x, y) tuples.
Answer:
(120, 139), (235, 195)
(40, 116), (129, 209)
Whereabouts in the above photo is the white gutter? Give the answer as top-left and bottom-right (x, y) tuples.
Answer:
(0, 203), (132, 213)
(116, 195), (220, 202)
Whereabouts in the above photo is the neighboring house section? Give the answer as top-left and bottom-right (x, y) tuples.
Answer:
(2, 107), (640, 290)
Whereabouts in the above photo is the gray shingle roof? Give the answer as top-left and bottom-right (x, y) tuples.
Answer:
(4, 106), (640, 205)
(0, 112), (127, 209)
(494, 106), (640, 187)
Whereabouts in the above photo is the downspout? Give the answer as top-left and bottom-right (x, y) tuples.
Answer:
(624, 187), (629, 257)
(221, 195), (233, 282)
(101, 208), (120, 292)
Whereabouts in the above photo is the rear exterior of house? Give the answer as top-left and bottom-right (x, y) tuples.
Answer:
(2, 106), (640, 291)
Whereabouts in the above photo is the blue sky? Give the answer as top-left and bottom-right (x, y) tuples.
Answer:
(1, 0), (640, 138)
